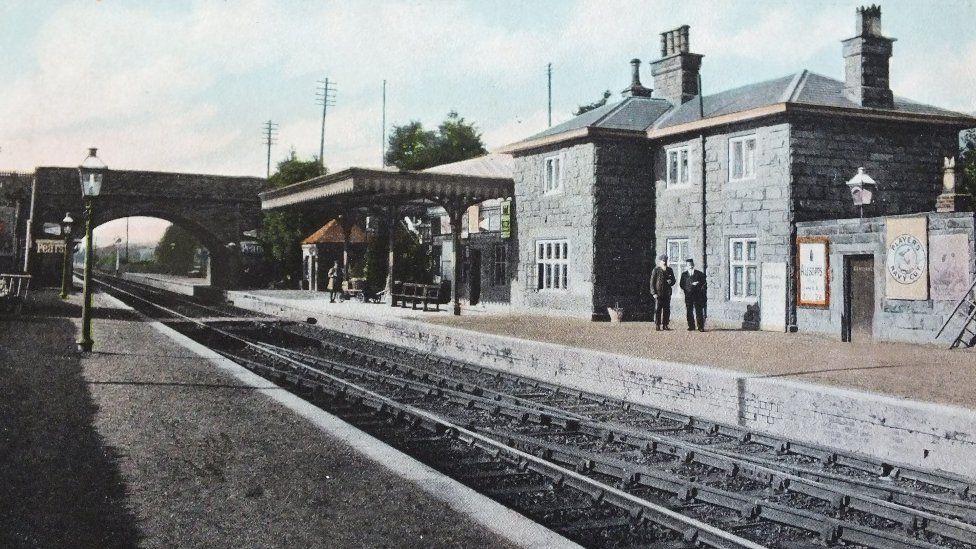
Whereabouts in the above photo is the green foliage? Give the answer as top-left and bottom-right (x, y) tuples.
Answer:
(155, 225), (199, 275)
(575, 90), (612, 116)
(960, 129), (976, 197)
(362, 219), (433, 294)
(384, 111), (486, 170)
(258, 150), (326, 287)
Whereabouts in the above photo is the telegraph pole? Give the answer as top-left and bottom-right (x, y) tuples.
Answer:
(262, 120), (278, 178)
(316, 77), (337, 170)
(547, 63), (552, 127)
(381, 79), (387, 167)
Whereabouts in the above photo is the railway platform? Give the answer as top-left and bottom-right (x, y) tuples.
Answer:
(227, 289), (976, 480)
(0, 289), (564, 548)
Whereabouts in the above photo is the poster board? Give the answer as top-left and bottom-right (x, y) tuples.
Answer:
(500, 200), (511, 239)
(797, 236), (829, 307)
(885, 216), (928, 300)
(760, 262), (787, 331)
(0, 205), (17, 257)
(929, 233), (972, 301)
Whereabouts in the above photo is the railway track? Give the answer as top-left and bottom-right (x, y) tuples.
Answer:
(93, 274), (976, 548)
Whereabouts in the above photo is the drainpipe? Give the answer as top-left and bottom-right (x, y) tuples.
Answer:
(698, 74), (708, 282)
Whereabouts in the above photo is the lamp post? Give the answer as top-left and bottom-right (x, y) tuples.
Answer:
(78, 148), (107, 353)
(846, 167), (878, 220)
(60, 213), (74, 299)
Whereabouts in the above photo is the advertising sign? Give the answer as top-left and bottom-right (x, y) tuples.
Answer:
(35, 239), (66, 254)
(885, 216), (928, 300)
(797, 236), (829, 307)
(760, 262), (787, 331)
(500, 200), (511, 239)
(929, 233), (972, 301)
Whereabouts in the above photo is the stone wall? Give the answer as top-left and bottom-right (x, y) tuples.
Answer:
(796, 212), (976, 344)
(511, 143), (596, 316)
(790, 117), (959, 223)
(655, 121), (792, 328)
(592, 139), (655, 319)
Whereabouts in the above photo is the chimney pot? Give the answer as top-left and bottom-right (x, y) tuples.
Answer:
(622, 58), (652, 98)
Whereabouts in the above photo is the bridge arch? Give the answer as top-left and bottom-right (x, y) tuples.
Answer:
(29, 167), (263, 288)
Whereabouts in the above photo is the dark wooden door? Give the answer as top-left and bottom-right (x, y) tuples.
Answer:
(844, 255), (874, 342)
(469, 249), (481, 306)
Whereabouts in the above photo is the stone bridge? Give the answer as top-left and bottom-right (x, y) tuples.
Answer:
(30, 167), (264, 288)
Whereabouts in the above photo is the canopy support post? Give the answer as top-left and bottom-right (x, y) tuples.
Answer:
(338, 213), (357, 272)
(385, 204), (398, 306)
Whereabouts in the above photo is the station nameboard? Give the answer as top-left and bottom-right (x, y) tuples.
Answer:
(797, 236), (829, 308)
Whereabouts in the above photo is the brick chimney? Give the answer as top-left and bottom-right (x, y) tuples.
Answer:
(841, 5), (896, 109)
(650, 25), (702, 105)
(622, 58), (652, 98)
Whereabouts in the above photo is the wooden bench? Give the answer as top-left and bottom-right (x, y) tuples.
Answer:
(0, 274), (31, 315)
(392, 281), (442, 312)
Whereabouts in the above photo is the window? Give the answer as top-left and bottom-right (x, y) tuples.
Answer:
(492, 243), (508, 286)
(536, 239), (569, 290)
(666, 238), (691, 296)
(666, 146), (690, 187)
(543, 154), (564, 194)
(729, 237), (759, 300)
(729, 135), (757, 181)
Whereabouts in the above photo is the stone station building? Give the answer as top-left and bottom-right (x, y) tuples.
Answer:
(493, 6), (976, 340)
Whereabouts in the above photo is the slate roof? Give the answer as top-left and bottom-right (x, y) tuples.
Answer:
(423, 152), (514, 179)
(502, 70), (975, 151)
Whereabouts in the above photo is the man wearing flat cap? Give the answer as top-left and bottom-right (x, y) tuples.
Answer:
(650, 254), (676, 331)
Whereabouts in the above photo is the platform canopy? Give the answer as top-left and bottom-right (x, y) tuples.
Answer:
(260, 155), (513, 216)
(258, 155), (514, 316)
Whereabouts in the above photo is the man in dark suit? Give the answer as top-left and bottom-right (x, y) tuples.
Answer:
(650, 254), (676, 331)
(679, 258), (706, 331)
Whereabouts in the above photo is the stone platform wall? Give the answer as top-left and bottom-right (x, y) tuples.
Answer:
(229, 290), (976, 480)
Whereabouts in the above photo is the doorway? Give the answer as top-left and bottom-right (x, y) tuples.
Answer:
(843, 255), (875, 342)
(468, 249), (482, 306)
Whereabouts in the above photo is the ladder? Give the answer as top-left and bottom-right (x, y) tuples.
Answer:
(935, 277), (976, 349)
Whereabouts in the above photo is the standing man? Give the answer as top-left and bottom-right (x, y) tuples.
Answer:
(650, 254), (676, 331)
(327, 260), (344, 303)
(679, 258), (706, 332)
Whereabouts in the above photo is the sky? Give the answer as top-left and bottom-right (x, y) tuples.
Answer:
(2, 0), (975, 246)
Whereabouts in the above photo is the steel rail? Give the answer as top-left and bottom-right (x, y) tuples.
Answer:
(93, 276), (764, 549)
(256, 343), (976, 548)
(306, 326), (973, 501)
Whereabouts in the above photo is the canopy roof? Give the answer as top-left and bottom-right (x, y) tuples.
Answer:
(261, 155), (514, 214)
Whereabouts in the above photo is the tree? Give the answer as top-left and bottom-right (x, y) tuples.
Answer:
(258, 150), (326, 287)
(155, 225), (199, 275)
(384, 111), (486, 171)
(574, 90), (612, 116)
(960, 129), (976, 197)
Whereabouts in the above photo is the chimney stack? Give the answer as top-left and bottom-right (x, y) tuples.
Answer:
(841, 5), (895, 109)
(650, 25), (702, 105)
(622, 58), (653, 98)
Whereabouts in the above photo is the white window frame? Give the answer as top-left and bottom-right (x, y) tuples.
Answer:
(543, 154), (565, 195)
(536, 239), (569, 291)
(729, 237), (759, 301)
(728, 134), (757, 182)
(666, 238), (691, 296)
(665, 146), (691, 188)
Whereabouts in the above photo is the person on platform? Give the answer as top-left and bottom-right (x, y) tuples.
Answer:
(327, 261), (344, 303)
(650, 254), (676, 331)
(679, 258), (707, 332)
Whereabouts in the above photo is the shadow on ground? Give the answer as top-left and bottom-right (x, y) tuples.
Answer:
(0, 292), (141, 548)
